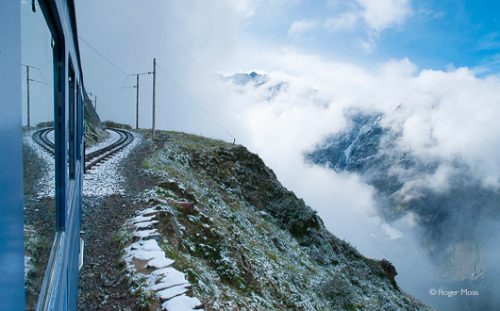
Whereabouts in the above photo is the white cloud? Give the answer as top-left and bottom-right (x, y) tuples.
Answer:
(230, 0), (257, 18)
(208, 50), (500, 244)
(324, 12), (358, 32)
(357, 0), (412, 32)
(288, 19), (318, 37)
(357, 36), (377, 54)
(321, 0), (413, 52)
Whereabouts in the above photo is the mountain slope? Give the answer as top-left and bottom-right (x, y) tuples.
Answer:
(128, 131), (430, 310)
(307, 111), (500, 310)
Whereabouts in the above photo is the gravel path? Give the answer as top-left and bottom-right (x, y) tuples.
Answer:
(77, 132), (164, 310)
(78, 195), (138, 310)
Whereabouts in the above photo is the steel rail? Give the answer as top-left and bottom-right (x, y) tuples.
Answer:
(32, 127), (134, 171)
(32, 128), (55, 155)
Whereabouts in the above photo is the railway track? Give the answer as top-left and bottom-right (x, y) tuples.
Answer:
(32, 127), (134, 171)
(32, 128), (55, 155)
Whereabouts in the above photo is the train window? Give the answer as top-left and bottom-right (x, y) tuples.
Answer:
(21, 1), (56, 309)
(68, 63), (76, 180)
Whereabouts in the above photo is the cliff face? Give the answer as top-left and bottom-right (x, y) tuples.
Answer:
(138, 131), (429, 310)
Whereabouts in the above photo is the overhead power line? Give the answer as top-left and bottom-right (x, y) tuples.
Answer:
(60, 40), (235, 141)
(155, 61), (236, 142)
(21, 63), (48, 83)
(30, 79), (51, 87)
(39, 59), (52, 69)
(78, 36), (127, 76)
(97, 86), (134, 96)
(120, 75), (130, 88)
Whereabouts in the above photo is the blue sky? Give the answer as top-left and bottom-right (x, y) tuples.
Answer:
(242, 0), (500, 73)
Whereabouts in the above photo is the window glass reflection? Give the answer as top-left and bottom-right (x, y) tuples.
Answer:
(22, 2), (55, 309)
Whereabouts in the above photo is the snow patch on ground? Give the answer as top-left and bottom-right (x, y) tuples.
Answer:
(83, 131), (141, 197)
(162, 294), (202, 310)
(124, 205), (203, 311)
(24, 129), (55, 198)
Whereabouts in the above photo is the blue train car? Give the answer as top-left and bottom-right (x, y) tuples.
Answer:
(0, 0), (85, 309)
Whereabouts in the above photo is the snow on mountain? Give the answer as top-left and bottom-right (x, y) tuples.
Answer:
(222, 71), (289, 100)
(226, 71), (269, 86)
(307, 110), (500, 310)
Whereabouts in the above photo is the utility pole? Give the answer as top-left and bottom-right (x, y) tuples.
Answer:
(22, 64), (45, 127)
(136, 74), (140, 129)
(26, 65), (30, 127)
(131, 71), (151, 130)
(152, 58), (156, 140)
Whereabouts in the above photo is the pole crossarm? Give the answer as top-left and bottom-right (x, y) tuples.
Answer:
(129, 72), (152, 76)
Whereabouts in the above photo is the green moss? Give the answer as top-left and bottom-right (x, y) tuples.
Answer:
(343, 302), (359, 311)
(154, 187), (177, 199)
(267, 252), (278, 262)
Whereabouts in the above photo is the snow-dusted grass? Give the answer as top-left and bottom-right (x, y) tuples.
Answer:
(123, 205), (203, 311)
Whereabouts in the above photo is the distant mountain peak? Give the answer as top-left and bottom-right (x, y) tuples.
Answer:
(222, 71), (290, 100)
(224, 71), (269, 86)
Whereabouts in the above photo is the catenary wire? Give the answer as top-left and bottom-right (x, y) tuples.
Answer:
(155, 61), (235, 142)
